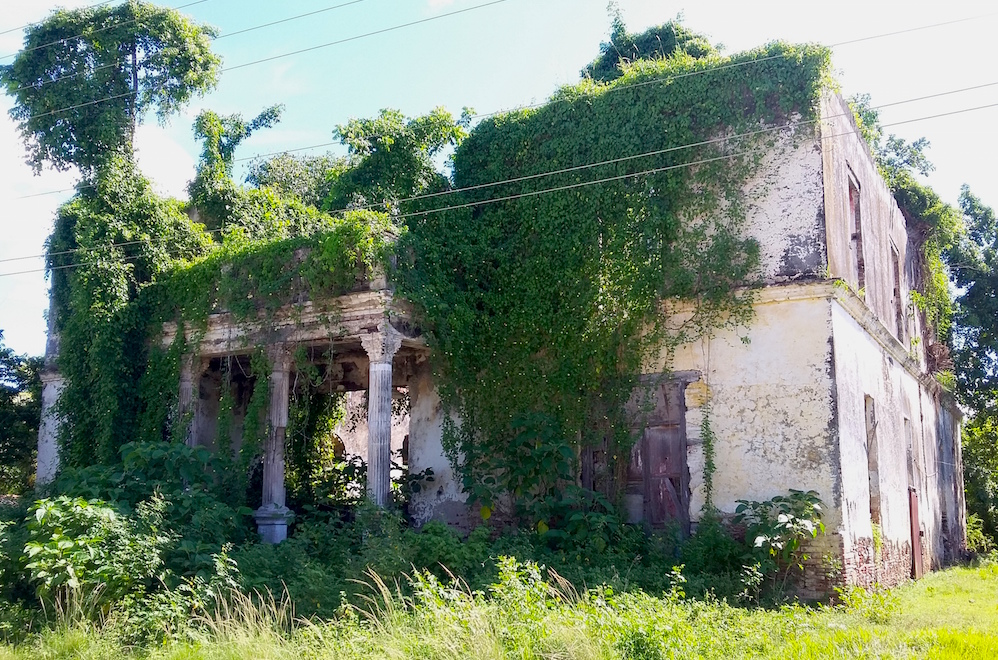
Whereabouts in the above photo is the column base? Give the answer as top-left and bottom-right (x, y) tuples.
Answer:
(253, 504), (294, 544)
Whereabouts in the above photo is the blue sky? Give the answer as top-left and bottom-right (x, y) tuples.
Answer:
(1, 0), (996, 356)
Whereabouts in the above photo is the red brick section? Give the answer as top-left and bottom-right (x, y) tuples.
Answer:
(797, 533), (915, 600)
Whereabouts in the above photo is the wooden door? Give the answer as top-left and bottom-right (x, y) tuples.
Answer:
(909, 487), (923, 579)
(628, 381), (690, 532)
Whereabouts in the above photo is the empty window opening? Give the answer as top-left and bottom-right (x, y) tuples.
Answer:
(865, 395), (881, 525)
(891, 244), (905, 342)
(849, 172), (865, 295)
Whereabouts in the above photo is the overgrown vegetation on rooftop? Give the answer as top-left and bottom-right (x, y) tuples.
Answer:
(3, 5), (998, 654)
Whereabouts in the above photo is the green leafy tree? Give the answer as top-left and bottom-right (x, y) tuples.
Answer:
(582, 13), (716, 83)
(49, 156), (211, 466)
(0, 0), (220, 174)
(950, 186), (998, 414)
(323, 107), (470, 212)
(0, 331), (42, 494)
(246, 152), (348, 209)
(946, 188), (998, 545)
(963, 416), (998, 542)
(187, 105), (283, 228)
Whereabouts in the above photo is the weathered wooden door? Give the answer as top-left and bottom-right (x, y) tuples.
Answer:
(628, 381), (690, 532)
(909, 487), (923, 579)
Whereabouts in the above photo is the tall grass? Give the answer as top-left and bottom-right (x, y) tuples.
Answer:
(3, 561), (998, 659)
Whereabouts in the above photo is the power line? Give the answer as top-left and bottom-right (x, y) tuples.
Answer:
(8, 10), (998, 198)
(230, 13), (998, 165)
(8, 0), (512, 124)
(0, 0), (119, 37)
(0, 0), (210, 61)
(828, 11), (998, 47)
(3, 98), (997, 277)
(231, 77), (998, 165)
(9, 6), (993, 136)
(15, 74), (998, 204)
(222, 0), (510, 73)
(218, 0), (369, 41)
(8, 0), (373, 96)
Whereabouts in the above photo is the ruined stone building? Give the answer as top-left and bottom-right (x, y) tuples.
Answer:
(35, 90), (964, 590)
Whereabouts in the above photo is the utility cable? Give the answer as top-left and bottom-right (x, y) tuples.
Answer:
(3, 98), (997, 277)
(0, 0), (119, 37)
(7, 0), (511, 124)
(14, 4), (993, 128)
(12, 75), (998, 205)
(230, 13), (998, 164)
(221, 0), (509, 72)
(0, 0), (210, 61)
(232, 77), (998, 165)
(8, 0), (372, 95)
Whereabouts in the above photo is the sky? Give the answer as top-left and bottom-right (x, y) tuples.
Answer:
(0, 0), (996, 357)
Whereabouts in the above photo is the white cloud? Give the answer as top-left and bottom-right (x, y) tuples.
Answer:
(0, 100), (76, 356)
(134, 124), (196, 200)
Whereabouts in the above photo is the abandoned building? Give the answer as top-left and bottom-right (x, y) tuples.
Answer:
(34, 84), (965, 592)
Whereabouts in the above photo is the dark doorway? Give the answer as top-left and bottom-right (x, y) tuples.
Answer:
(628, 380), (690, 533)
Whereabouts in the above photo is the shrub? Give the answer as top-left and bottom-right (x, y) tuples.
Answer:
(24, 496), (170, 606)
(734, 489), (826, 590)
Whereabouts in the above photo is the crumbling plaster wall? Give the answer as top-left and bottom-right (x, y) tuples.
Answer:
(740, 125), (827, 284)
(406, 361), (469, 529)
(831, 295), (963, 587)
(832, 299), (915, 587)
(663, 287), (840, 535)
(821, 92), (923, 359)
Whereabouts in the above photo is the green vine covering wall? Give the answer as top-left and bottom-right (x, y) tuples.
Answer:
(48, 149), (396, 503)
(44, 23), (838, 535)
(395, 41), (831, 527)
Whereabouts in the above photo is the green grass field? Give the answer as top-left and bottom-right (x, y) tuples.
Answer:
(2, 562), (997, 659)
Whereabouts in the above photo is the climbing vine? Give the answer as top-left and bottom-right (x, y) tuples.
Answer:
(48, 147), (395, 513)
(42, 19), (836, 541)
(396, 40), (831, 529)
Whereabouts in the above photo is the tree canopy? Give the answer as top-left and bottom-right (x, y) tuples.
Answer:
(950, 186), (998, 415)
(0, 330), (42, 494)
(0, 0), (220, 174)
(582, 14), (717, 83)
(322, 107), (471, 212)
(187, 105), (283, 229)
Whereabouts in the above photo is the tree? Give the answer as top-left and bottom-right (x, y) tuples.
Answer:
(0, 331), (42, 494)
(582, 13), (716, 83)
(187, 105), (284, 229)
(0, 0), (220, 174)
(323, 107), (471, 212)
(950, 186), (998, 415)
(246, 152), (348, 209)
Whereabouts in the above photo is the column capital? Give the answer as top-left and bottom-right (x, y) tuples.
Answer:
(39, 369), (64, 386)
(361, 322), (403, 365)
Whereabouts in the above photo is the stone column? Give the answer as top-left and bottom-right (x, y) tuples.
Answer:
(36, 291), (63, 486)
(254, 344), (294, 543)
(361, 323), (403, 507)
(36, 370), (65, 486)
(178, 354), (196, 446)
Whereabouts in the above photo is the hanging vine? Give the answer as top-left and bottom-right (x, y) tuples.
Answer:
(395, 41), (832, 529)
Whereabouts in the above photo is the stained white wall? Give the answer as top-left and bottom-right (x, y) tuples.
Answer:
(665, 287), (840, 531)
(831, 291), (963, 580)
(407, 362), (469, 528)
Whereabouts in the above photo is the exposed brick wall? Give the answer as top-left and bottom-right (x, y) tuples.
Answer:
(842, 536), (912, 589)
(797, 533), (846, 601)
